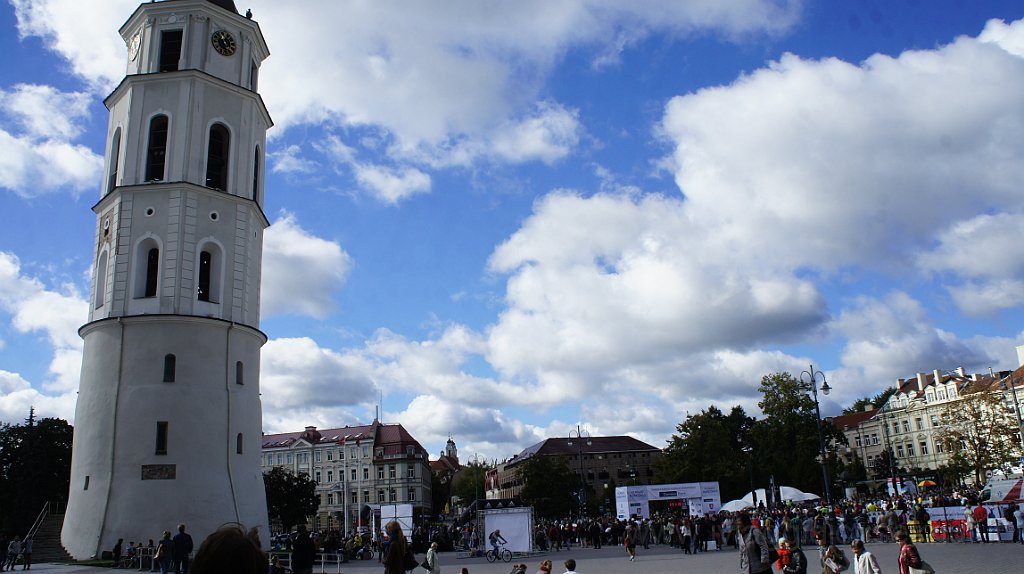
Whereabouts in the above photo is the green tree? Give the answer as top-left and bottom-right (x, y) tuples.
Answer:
(0, 413), (73, 533)
(752, 372), (847, 498)
(516, 455), (577, 519)
(452, 460), (488, 506)
(657, 405), (754, 501)
(937, 388), (1020, 484)
(843, 387), (896, 415)
(263, 467), (319, 532)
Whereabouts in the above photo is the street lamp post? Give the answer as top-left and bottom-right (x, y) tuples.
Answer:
(567, 425), (592, 516)
(742, 445), (757, 508)
(801, 364), (833, 506)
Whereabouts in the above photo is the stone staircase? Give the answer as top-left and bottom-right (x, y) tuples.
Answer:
(28, 511), (74, 563)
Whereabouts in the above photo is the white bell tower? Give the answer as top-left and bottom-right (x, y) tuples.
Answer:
(63, 0), (272, 558)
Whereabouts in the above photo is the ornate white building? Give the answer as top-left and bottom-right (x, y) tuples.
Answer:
(62, 0), (272, 558)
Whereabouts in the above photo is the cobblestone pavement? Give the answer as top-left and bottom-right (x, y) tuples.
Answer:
(23, 540), (1024, 574)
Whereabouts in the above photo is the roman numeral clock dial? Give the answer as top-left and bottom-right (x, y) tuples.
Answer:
(211, 29), (236, 56)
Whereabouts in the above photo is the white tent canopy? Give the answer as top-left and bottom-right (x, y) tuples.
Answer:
(741, 486), (820, 503)
(721, 499), (754, 512)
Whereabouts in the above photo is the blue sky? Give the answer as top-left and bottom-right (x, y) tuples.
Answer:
(2, 0), (1024, 462)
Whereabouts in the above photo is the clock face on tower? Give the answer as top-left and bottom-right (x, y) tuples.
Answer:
(211, 30), (236, 56)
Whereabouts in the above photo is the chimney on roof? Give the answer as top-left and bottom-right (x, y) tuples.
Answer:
(897, 378), (905, 387)
(933, 369), (941, 386)
(917, 372), (927, 392)
(305, 426), (316, 432)
(957, 366), (966, 377)
(863, 403), (874, 412)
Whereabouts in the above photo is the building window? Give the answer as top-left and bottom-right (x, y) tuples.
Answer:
(84, 476), (90, 490)
(389, 488), (396, 502)
(389, 465), (396, 479)
(937, 390), (946, 400)
(146, 115), (169, 181)
(276, 453), (282, 464)
(377, 489), (385, 502)
(915, 417), (923, 430)
(315, 451), (321, 463)
(871, 434), (879, 445)
(196, 245), (222, 303)
(351, 491), (358, 504)
(338, 449), (344, 460)
(896, 445), (904, 458)
(350, 447), (357, 458)
(235, 361), (244, 385)
(163, 354), (176, 382)
(855, 436), (862, 448)
(901, 420), (910, 433)
(286, 453), (292, 464)
(94, 251), (108, 309)
(252, 146), (260, 200)
(906, 444), (914, 457)
(156, 421), (168, 455)
(205, 123), (230, 190)
(134, 239), (161, 299)
(362, 446), (369, 457)
(327, 470), (333, 483)
(362, 467), (369, 480)
(892, 423), (899, 435)
(936, 442), (944, 454)
(407, 466), (415, 479)
(108, 128), (121, 193)
(920, 441), (929, 455)
(377, 467), (385, 480)
(236, 433), (243, 454)
(315, 471), (321, 483)
(326, 492), (333, 505)
(350, 468), (356, 481)
(407, 488), (415, 502)
(363, 490), (369, 502)
(159, 29), (183, 72)
(144, 248), (160, 297)
(326, 450), (333, 461)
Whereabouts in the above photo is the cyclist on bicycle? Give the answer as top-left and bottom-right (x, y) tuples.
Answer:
(489, 529), (507, 556)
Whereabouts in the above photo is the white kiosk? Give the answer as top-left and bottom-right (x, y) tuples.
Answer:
(615, 482), (722, 519)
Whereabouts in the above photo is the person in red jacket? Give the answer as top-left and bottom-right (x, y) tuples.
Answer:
(973, 505), (990, 543)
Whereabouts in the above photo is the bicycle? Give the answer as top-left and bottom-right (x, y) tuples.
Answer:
(485, 543), (512, 563)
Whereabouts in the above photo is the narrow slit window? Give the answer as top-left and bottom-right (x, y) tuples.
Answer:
(205, 124), (230, 190)
(94, 252), (108, 309)
(198, 250), (212, 301)
(108, 128), (121, 194)
(84, 476), (90, 490)
(156, 421), (168, 455)
(159, 30), (183, 72)
(146, 115), (168, 181)
(235, 361), (244, 385)
(236, 433), (244, 454)
(144, 248), (159, 297)
(163, 354), (176, 382)
(252, 146), (260, 200)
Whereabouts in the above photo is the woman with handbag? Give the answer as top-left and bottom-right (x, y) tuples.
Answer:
(155, 531), (172, 574)
(895, 532), (931, 574)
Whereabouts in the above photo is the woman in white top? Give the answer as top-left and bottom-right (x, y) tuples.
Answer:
(851, 539), (882, 574)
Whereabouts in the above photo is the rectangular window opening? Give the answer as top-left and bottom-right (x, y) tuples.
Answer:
(159, 30), (183, 73)
(156, 421), (169, 455)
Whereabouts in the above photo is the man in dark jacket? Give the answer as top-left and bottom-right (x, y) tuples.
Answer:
(171, 525), (193, 574)
(291, 525), (315, 574)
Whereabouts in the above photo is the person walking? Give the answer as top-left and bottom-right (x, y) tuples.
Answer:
(6, 537), (21, 571)
(895, 532), (924, 574)
(425, 541), (440, 574)
(383, 521), (409, 574)
(623, 521), (637, 561)
(19, 537), (30, 570)
(735, 513), (771, 574)
(291, 525), (315, 574)
(172, 524), (194, 574)
(851, 540), (881, 574)
(155, 531), (172, 574)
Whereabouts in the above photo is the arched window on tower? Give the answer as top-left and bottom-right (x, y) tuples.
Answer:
(196, 243), (222, 303)
(94, 251), (108, 309)
(146, 115), (168, 182)
(133, 238), (161, 299)
(252, 145), (260, 200)
(163, 354), (176, 382)
(205, 123), (230, 191)
(107, 128), (121, 194)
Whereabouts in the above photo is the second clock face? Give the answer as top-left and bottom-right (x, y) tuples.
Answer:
(211, 30), (236, 56)
(128, 32), (141, 61)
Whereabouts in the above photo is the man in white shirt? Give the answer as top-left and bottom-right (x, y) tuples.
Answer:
(851, 540), (881, 574)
